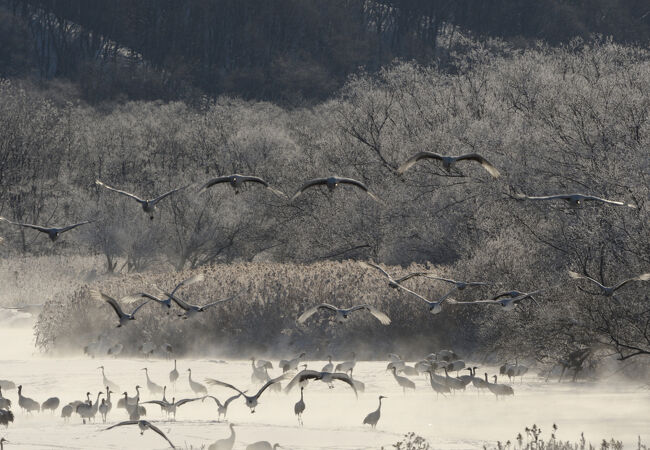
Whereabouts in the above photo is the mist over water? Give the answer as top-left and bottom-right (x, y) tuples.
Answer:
(1, 321), (648, 449)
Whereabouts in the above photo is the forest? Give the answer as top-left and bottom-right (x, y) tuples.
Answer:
(1, 0), (650, 101)
(0, 2), (648, 376)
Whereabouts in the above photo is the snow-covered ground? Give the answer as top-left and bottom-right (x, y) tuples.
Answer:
(0, 326), (648, 450)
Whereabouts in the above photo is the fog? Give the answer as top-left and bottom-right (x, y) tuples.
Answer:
(1, 324), (648, 449)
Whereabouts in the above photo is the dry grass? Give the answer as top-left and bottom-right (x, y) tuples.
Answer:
(481, 424), (647, 450)
(34, 259), (496, 358)
(0, 254), (104, 307)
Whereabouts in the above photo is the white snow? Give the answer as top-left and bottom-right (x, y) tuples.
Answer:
(0, 326), (648, 449)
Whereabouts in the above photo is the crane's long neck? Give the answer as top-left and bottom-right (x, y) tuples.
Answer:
(228, 424), (235, 441)
(378, 397), (383, 410)
(174, 360), (177, 369)
(300, 389), (304, 401)
(95, 392), (102, 403)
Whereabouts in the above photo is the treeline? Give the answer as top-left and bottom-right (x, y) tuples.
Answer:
(2, 40), (647, 366)
(1, 0), (649, 102)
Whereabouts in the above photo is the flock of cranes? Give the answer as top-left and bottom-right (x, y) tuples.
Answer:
(0, 350), (526, 449)
(0, 143), (646, 450)
(0, 148), (638, 244)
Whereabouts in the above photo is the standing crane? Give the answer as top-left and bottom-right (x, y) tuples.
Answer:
(294, 387), (306, 426)
(187, 369), (208, 395)
(363, 396), (387, 428)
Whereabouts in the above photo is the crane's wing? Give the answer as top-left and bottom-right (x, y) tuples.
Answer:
(448, 299), (501, 305)
(198, 293), (239, 311)
(150, 185), (189, 205)
(392, 283), (435, 305)
(104, 420), (139, 430)
(284, 370), (322, 392)
(511, 290), (543, 306)
(424, 276), (457, 285)
(164, 292), (193, 311)
(613, 273), (650, 291)
(297, 304), (338, 323)
(568, 271), (605, 289)
(360, 261), (392, 280)
(397, 151), (444, 174)
(204, 379), (246, 396)
(171, 273), (205, 297)
(198, 176), (232, 193)
(366, 306), (391, 325)
(91, 290), (126, 318)
(516, 194), (572, 201)
(454, 153), (501, 178)
(348, 305), (391, 325)
(255, 373), (289, 398)
(266, 185), (288, 198)
(58, 220), (94, 234)
(123, 292), (166, 304)
(240, 175), (270, 187)
(0, 217), (51, 233)
(491, 291), (520, 300)
(129, 300), (150, 316)
(240, 176), (287, 198)
(330, 372), (359, 397)
(395, 272), (435, 283)
(336, 177), (381, 202)
(175, 397), (202, 408)
(202, 395), (223, 408)
(146, 422), (176, 449)
(95, 180), (145, 203)
(141, 400), (169, 407)
(291, 178), (328, 201)
(580, 195), (634, 207)
(436, 287), (459, 304)
(223, 392), (243, 407)
(347, 304), (371, 313)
